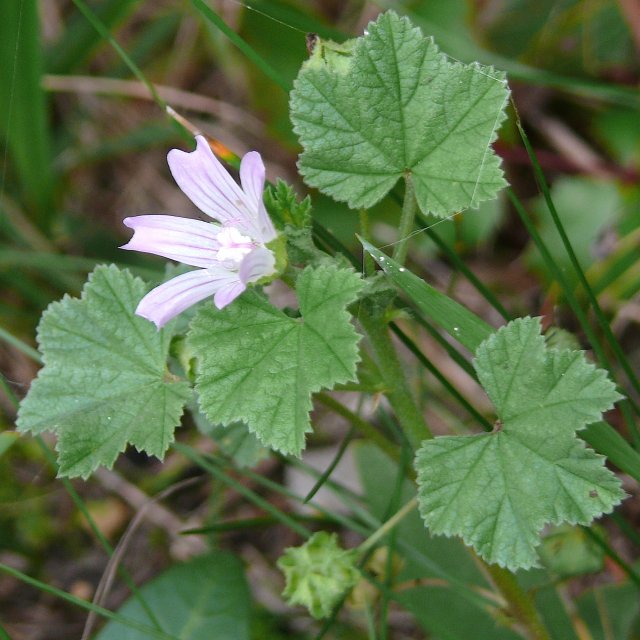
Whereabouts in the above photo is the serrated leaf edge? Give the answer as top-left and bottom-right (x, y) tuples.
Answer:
(189, 265), (363, 456)
(290, 10), (510, 214)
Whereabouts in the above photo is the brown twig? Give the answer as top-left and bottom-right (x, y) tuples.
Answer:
(43, 74), (264, 135)
(529, 107), (616, 180)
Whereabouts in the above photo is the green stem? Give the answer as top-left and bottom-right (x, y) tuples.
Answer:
(359, 208), (375, 276)
(174, 443), (312, 538)
(71, 0), (166, 110)
(484, 563), (551, 640)
(392, 174), (417, 265)
(190, 0), (289, 91)
(316, 393), (401, 462)
(359, 311), (432, 449)
(357, 497), (417, 555)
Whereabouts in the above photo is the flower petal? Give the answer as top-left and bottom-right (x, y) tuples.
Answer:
(167, 136), (260, 238)
(121, 215), (221, 268)
(136, 268), (239, 328)
(256, 202), (277, 243)
(239, 151), (265, 211)
(213, 280), (247, 309)
(239, 246), (276, 285)
(240, 152), (276, 242)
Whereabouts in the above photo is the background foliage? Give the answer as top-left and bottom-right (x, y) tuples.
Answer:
(1, 0), (639, 638)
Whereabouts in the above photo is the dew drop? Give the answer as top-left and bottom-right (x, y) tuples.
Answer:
(453, 326), (460, 333)
(398, 267), (406, 272)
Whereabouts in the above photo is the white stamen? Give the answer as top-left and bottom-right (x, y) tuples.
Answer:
(215, 226), (255, 264)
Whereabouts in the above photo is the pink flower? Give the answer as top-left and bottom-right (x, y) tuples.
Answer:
(121, 136), (278, 328)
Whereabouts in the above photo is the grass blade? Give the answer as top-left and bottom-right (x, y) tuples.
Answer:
(0, 325), (41, 363)
(190, 0), (289, 91)
(48, 0), (138, 73)
(360, 238), (494, 352)
(516, 120), (640, 425)
(407, 10), (640, 109)
(0, 563), (176, 639)
(0, 0), (54, 228)
(582, 422), (640, 484)
(507, 187), (640, 448)
(418, 216), (511, 321)
(390, 324), (492, 431)
(173, 443), (312, 538)
(69, 0), (166, 109)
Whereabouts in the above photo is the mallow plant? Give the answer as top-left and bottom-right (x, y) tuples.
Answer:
(14, 10), (632, 638)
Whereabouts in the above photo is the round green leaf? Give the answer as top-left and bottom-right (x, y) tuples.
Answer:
(290, 11), (509, 216)
(95, 552), (251, 640)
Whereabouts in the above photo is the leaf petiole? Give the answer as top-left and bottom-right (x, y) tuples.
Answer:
(392, 174), (418, 266)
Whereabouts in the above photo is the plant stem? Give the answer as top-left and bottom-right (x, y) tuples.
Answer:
(359, 311), (432, 449)
(392, 173), (417, 265)
(358, 497), (418, 555)
(317, 393), (402, 463)
(359, 208), (375, 276)
(483, 563), (551, 640)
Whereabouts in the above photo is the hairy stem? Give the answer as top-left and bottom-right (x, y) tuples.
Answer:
(359, 311), (432, 449)
(484, 563), (551, 640)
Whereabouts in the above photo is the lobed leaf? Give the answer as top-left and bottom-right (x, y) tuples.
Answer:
(188, 265), (363, 456)
(415, 317), (625, 570)
(17, 266), (191, 478)
(290, 11), (509, 217)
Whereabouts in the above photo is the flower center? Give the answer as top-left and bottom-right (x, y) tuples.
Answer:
(215, 226), (255, 266)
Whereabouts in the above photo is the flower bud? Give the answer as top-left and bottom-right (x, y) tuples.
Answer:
(277, 532), (360, 619)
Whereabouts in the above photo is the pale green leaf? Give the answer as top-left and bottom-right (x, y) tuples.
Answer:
(290, 10), (509, 216)
(188, 265), (363, 456)
(95, 551), (251, 640)
(538, 525), (604, 577)
(415, 317), (625, 570)
(17, 265), (191, 478)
